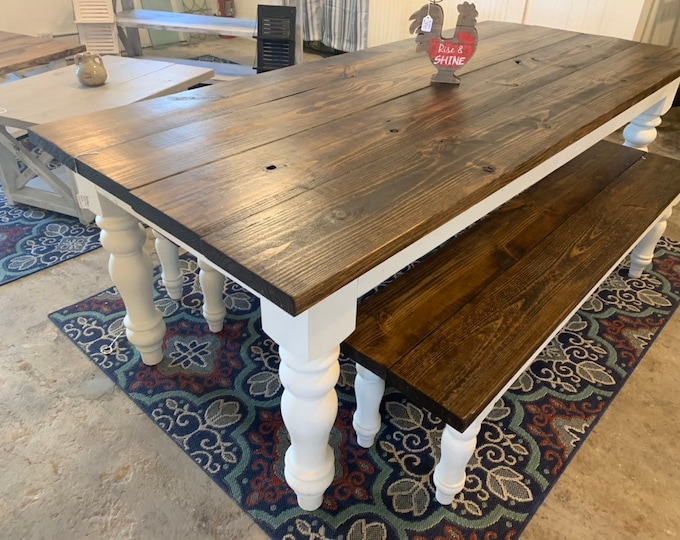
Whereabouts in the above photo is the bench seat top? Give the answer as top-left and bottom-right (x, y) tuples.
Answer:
(342, 140), (680, 432)
(115, 9), (257, 38)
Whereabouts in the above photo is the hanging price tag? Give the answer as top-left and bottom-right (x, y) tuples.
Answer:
(421, 14), (433, 32)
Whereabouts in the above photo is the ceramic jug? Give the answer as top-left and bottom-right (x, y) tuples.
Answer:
(75, 52), (108, 87)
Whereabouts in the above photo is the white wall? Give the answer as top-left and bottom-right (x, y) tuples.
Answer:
(0, 0), (77, 36)
(367, 0), (526, 47)
(366, 0), (648, 47)
(523, 0), (646, 40)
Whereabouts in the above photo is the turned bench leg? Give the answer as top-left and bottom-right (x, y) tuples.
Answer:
(353, 364), (385, 447)
(198, 257), (227, 333)
(149, 230), (227, 333)
(352, 363), (482, 505)
(629, 207), (673, 278)
(433, 419), (482, 505)
(153, 231), (183, 300)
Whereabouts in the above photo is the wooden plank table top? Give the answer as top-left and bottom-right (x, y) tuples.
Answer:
(30, 21), (680, 316)
(0, 31), (85, 77)
(0, 55), (214, 130)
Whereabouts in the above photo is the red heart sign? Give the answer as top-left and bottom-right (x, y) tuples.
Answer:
(429, 31), (476, 70)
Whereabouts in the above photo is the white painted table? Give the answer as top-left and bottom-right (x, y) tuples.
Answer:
(0, 55), (213, 222)
(28, 23), (680, 510)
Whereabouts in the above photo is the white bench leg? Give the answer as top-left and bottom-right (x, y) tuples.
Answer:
(353, 364), (385, 448)
(433, 419), (482, 505)
(153, 231), (183, 300)
(198, 257), (226, 333)
(629, 207), (673, 278)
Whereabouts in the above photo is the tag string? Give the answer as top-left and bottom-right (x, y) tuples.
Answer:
(100, 324), (126, 355)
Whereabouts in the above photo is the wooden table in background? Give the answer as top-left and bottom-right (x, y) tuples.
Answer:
(0, 31), (85, 78)
(0, 55), (213, 222)
(29, 21), (680, 509)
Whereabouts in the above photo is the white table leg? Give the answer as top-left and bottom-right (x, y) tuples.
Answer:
(153, 230), (183, 300)
(278, 345), (340, 510)
(623, 95), (674, 151)
(198, 257), (226, 333)
(353, 365), (385, 448)
(629, 207), (673, 278)
(96, 201), (166, 366)
(433, 419), (482, 505)
(260, 282), (358, 510)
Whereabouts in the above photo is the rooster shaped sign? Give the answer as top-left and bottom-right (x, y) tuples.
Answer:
(409, 1), (479, 84)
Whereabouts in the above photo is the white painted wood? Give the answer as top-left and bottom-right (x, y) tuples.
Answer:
(278, 345), (340, 510)
(148, 56), (256, 79)
(115, 9), (256, 37)
(0, 125), (95, 223)
(72, 0), (119, 54)
(259, 281), (357, 510)
(623, 94), (675, 151)
(198, 257), (227, 333)
(259, 281), (358, 361)
(629, 207), (673, 278)
(76, 23), (121, 55)
(95, 197), (166, 366)
(0, 56), (212, 128)
(433, 420), (482, 505)
(72, 0), (116, 23)
(352, 365), (385, 448)
(153, 231), (183, 300)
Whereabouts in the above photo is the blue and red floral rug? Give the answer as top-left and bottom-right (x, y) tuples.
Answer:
(0, 170), (100, 286)
(49, 238), (680, 539)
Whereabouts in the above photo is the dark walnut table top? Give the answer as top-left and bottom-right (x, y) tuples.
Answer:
(29, 21), (680, 315)
(0, 31), (85, 76)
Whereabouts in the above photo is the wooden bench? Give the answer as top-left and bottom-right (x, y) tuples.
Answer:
(341, 140), (680, 505)
(115, 9), (256, 38)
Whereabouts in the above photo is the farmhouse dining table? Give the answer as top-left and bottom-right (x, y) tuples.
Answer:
(29, 21), (680, 510)
(0, 31), (85, 78)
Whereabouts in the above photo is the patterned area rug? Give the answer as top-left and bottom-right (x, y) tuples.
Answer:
(0, 181), (101, 286)
(49, 238), (680, 539)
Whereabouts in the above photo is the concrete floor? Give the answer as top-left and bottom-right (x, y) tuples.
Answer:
(1, 37), (679, 539)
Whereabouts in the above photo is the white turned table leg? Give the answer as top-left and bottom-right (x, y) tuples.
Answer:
(629, 207), (673, 278)
(198, 257), (226, 333)
(623, 96), (673, 151)
(353, 364), (385, 448)
(279, 345), (340, 511)
(97, 208), (166, 366)
(259, 281), (358, 511)
(153, 230), (183, 300)
(433, 419), (482, 505)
